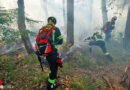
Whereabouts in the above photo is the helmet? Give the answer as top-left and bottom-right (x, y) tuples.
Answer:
(48, 17), (57, 25)
(112, 16), (117, 21)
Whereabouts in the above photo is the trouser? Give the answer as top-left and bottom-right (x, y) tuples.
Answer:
(89, 41), (107, 53)
(46, 52), (58, 84)
(88, 41), (113, 61)
(105, 32), (111, 42)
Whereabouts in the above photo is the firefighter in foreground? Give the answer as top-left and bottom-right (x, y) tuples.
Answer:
(85, 32), (113, 61)
(102, 16), (117, 42)
(35, 17), (63, 90)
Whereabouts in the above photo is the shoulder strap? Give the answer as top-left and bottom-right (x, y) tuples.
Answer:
(37, 26), (55, 43)
(50, 26), (55, 31)
(43, 26), (55, 31)
(45, 26), (55, 42)
(42, 26), (46, 31)
(37, 26), (46, 43)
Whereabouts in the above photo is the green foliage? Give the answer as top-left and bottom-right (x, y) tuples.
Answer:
(95, 80), (107, 87)
(70, 77), (107, 90)
(0, 56), (15, 80)
(23, 54), (38, 64)
(74, 51), (95, 70)
(0, 8), (17, 25)
(37, 72), (47, 80)
(26, 17), (42, 23)
(59, 62), (74, 76)
(19, 29), (37, 37)
(0, 8), (18, 43)
(7, 64), (14, 72)
(1, 28), (18, 43)
(0, 7), (38, 44)
(0, 17), (9, 24)
(0, 49), (128, 89)
(70, 77), (94, 90)
(29, 72), (47, 86)
(8, 72), (15, 80)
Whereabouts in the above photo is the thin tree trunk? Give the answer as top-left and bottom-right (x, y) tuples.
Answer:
(124, 3), (130, 50)
(101, 0), (108, 25)
(67, 0), (74, 45)
(17, 0), (34, 54)
(63, 0), (66, 30)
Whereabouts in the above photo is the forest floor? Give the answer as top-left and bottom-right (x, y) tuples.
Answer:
(0, 42), (130, 90)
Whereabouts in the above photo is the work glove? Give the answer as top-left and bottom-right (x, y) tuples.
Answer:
(56, 57), (63, 68)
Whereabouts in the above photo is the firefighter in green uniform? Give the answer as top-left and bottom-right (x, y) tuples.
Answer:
(85, 32), (113, 61)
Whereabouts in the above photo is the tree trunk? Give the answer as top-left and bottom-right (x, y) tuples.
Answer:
(17, 0), (34, 54)
(67, 0), (74, 45)
(124, 3), (130, 50)
(63, 0), (66, 29)
(101, 0), (108, 25)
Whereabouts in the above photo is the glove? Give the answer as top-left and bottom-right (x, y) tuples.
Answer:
(56, 57), (63, 68)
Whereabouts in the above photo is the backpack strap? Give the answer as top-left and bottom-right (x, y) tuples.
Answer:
(37, 26), (45, 43)
(45, 26), (55, 43)
(37, 26), (55, 43)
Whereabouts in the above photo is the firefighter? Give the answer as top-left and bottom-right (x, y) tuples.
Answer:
(35, 17), (63, 90)
(102, 16), (117, 42)
(85, 32), (113, 61)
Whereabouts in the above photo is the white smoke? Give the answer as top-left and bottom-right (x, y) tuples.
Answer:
(0, 0), (129, 42)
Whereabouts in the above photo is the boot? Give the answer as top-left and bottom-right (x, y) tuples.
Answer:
(47, 82), (57, 90)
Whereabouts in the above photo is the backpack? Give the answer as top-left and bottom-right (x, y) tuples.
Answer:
(35, 26), (55, 56)
(103, 22), (113, 33)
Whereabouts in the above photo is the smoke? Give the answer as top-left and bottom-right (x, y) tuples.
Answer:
(0, 0), (129, 45)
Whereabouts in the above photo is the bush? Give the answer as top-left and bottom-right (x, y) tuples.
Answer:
(74, 51), (95, 70)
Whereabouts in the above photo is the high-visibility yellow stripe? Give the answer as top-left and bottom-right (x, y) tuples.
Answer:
(55, 45), (58, 49)
(53, 30), (55, 42)
(94, 35), (104, 41)
(49, 71), (51, 74)
(57, 35), (63, 40)
(39, 29), (42, 33)
(52, 30), (58, 49)
(105, 52), (110, 55)
(48, 78), (56, 84)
